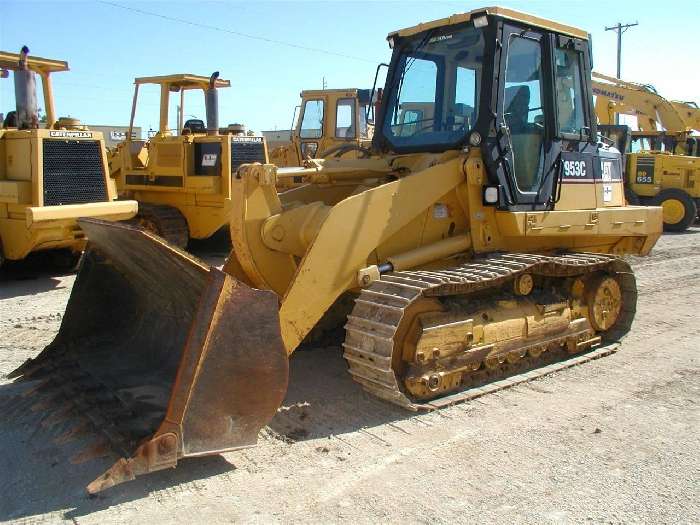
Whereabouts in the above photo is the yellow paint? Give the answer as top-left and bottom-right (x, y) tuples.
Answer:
(112, 73), (270, 241)
(660, 198), (686, 225)
(269, 89), (374, 175)
(0, 49), (137, 262)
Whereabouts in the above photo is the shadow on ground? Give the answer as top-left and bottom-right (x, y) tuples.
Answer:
(269, 346), (408, 441)
(0, 380), (236, 522)
(0, 253), (75, 299)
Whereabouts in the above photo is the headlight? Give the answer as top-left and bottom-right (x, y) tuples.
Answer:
(483, 186), (499, 204)
(468, 131), (482, 146)
(473, 15), (488, 28)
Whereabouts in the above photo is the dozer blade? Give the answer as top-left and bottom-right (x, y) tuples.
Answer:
(9, 218), (288, 493)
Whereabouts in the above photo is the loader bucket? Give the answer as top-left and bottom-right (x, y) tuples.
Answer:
(9, 218), (288, 493)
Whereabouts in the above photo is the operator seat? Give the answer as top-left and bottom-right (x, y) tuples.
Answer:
(504, 85), (544, 192)
(504, 86), (529, 132)
(183, 119), (206, 134)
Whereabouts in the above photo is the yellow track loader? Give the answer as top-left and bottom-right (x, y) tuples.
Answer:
(108, 73), (268, 247)
(11, 7), (662, 493)
(269, 88), (377, 171)
(0, 47), (137, 266)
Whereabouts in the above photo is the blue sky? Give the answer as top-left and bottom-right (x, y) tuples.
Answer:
(1, 1), (697, 135)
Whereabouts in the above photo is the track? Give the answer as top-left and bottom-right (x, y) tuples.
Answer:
(1, 231), (698, 522)
(133, 203), (189, 249)
(344, 253), (635, 410)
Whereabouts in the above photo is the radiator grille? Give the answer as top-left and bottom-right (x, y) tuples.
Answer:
(42, 140), (107, 206)
(231, 139), (266, 172)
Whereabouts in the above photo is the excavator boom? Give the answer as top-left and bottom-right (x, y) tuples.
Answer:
(592, 71), (688, 132)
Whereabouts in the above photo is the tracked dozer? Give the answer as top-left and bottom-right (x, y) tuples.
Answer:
(108, 73), (268, 248)
(0, 47), (137, 266)
(11, 7), (662, 493)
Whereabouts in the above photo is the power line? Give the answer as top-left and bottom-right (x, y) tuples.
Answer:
(98, 1), (376, 64)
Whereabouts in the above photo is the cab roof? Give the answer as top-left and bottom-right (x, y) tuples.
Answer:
(0, 50), (69, 74)
(134, 74), (231, 90)
(388, 6), (588, 41)
(300, 88), (368, 97)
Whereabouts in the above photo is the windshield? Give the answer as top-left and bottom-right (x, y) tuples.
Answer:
(381, 23), (485, 150)
(631, 135), (676, 153)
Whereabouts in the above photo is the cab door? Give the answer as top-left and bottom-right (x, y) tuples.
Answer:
(487, 24), (561, 210)
(296, 97), (326, 161)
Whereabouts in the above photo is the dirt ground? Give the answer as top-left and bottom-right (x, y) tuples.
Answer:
(1, 230), (698, 524)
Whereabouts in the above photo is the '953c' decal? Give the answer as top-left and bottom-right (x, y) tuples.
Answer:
(563, 160), (586, 178)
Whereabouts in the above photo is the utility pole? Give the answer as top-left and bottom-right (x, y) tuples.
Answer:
(605, 21), (639, 124)
(322, 76), (327, 90)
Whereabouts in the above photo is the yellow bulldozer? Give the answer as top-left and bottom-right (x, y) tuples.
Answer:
(0, 47), (137, 267)
(11, 8), (662, 493)
(592, 72), (700, 231)
(268, 88), (376, 172)
(108, 73), (269, 247)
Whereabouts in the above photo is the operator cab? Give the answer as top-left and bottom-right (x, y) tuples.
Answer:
(375, 7), (618, 211)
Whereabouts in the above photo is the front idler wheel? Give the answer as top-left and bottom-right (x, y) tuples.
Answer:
(586, 274), (623, 332)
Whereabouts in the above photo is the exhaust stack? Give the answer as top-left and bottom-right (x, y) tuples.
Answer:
(205, 71), (220, 136)
(14, 46), (39, 130)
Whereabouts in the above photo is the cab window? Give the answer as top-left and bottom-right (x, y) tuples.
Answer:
(299, 99), (324, 139)
(555, 47), (586, 135)
(504, 34), (546, 193)
(335, 98), (355, 139)
(359, 104), (369, 138)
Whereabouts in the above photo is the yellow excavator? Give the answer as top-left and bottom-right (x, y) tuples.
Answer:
(0, 47), (136, 267)
(108, 73), (268, 247)
(592, 72), (700, 231)
(592, 72), (688, 132)
(670, 100), (700, 132)
(11, 7), (662, 493)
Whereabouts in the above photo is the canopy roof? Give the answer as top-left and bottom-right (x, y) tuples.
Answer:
(134, 74), (230, 90)
(0, 50), (69, 74)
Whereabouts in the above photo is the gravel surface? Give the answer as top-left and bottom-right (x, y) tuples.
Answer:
(0, 229), (698, 524)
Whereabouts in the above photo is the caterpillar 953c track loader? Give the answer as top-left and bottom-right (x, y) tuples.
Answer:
(11, 7), (662, 493)
(0, 47), (137, 267)
(108, 73), (268, 248)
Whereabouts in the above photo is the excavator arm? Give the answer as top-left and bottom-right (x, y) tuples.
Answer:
(670, 100), (700, 132)
(592, 72), (688, 132)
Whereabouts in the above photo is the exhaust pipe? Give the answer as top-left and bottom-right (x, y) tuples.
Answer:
(205, 71), (220, 136)
(14, 46), (39, 130)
